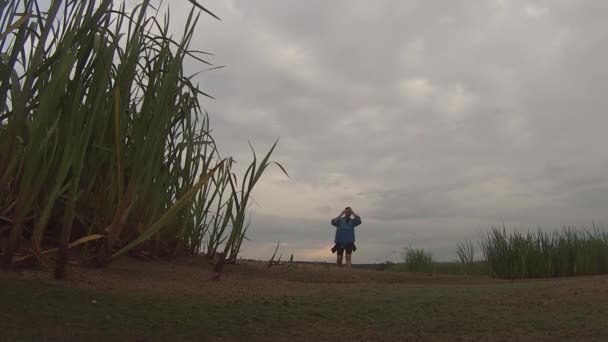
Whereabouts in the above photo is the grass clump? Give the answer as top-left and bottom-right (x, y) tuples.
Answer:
(398, 247), (435, 273)
(481, 225), (608, 279)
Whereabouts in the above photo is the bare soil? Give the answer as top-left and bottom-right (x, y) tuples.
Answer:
(2, 257), (608, 341)
(8, 257), (506, 297)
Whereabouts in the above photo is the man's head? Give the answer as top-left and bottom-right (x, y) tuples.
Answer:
(344, 207), (353, 218)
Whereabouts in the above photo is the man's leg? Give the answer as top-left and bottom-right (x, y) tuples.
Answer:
(345, 250), (352, 268)
(337, 248), (344, 267)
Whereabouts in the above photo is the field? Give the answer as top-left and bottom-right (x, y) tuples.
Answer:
(2, 258), (608, 342)
(2, 2), (608, 341)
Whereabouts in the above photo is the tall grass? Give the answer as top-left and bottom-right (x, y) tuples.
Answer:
(481, 225), (608, 279)
(0, 0), (285, 277)
(392, 226), (608, 279)
(456, 240), (475, 275)
(400, 247), (434, 273)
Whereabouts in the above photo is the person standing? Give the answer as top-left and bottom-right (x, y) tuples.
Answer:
(330, 207), (362, 268)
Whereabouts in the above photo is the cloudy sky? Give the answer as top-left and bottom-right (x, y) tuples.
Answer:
(40, 0), (608, 262)
(182, 0), (608, 263)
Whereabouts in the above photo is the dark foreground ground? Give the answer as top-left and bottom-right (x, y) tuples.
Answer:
(1, 258), (608, 341)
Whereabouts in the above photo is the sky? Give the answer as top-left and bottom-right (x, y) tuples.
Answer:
(38, 0), (608, 263)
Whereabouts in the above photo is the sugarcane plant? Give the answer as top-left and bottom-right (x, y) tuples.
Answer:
(213, 140), (289, 274)
(0, 0), (284, 278)
(480, 225), (608, 279)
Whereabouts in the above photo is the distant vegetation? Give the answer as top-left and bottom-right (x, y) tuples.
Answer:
(390, 246), (487, 275)
(481, 225), (608, 279)
(0, 0), (285, 277)
(399, 247), (435, 273)
(392, 225), (608, 279)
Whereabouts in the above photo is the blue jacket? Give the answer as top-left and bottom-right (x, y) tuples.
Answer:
(331, 215), (362, 244)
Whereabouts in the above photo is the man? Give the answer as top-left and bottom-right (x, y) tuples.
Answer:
(330, 207), (362, 268)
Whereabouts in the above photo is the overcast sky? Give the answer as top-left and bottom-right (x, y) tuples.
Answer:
(185, 0), (608, 263)
(40, 0), (608, 262)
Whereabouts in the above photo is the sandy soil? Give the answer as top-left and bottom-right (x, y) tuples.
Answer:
(5, 257), (508, 298)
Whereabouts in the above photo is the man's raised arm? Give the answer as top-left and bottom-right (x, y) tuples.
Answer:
(351, 211), (362, 227)
(331, 211), (344, 226)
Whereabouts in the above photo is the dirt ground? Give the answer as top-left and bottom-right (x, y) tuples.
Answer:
(12, 257), (501, 296)
(2, 257), (608, 341)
